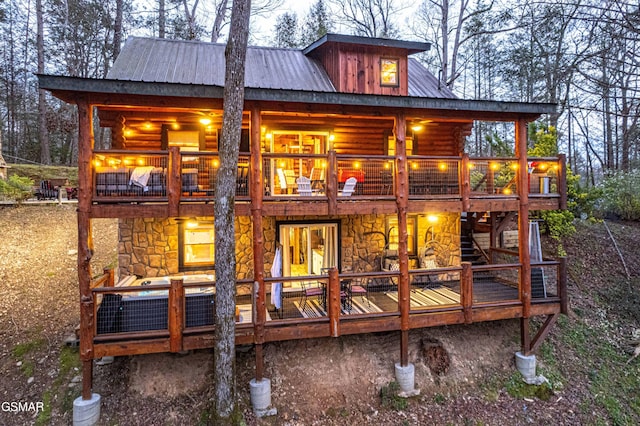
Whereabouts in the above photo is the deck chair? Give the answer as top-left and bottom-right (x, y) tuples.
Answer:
(300, 281), (324, 310)
(296, 176), (313, 196)
(339, 176), (357, 196)
(349, 278), (369, 306)
(309, 167), (325, 191)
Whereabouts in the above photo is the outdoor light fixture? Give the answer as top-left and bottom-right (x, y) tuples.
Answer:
(199, 117), (212, 126)
(490, 162), (500, 171)
(503, 188), (512, 195)
(186, 218), (199, 229)
(411, 124), (424, 132)
(212, 159), (220, 168)
(438, 162), (447, 171)
(427, 214), (439, 223)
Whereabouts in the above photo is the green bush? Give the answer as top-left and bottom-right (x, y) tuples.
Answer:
(597, 170), (640, 220)
(0, 175), (34, 204)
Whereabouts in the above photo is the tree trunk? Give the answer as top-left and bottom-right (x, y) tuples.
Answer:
(213, 0), (251, 422)
(36, 0), (50, 165)
(113, 0), (123, 60)
(159, 0), (166, 38)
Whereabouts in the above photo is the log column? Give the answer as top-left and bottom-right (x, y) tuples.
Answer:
(394, 113), (410, 366)
(77, 97), (95, 400)
(516, 118), (532, 353)
(250, 106), (266, 380)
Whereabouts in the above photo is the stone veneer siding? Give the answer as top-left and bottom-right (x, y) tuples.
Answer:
(118, 213), (460, 281)
(118, 216), (253, 280)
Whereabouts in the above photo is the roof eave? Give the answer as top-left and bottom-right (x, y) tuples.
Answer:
(37, 74), (556, 121)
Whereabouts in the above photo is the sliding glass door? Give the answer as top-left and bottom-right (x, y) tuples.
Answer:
(278, 222), (339, 278)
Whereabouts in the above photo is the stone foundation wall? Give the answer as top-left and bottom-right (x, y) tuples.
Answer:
(118, 217), (253, 280)
(117, 213), (461, 282)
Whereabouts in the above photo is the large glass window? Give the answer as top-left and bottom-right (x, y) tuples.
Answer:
(270, 132), (328, 191)
(278, 222), (339, 278)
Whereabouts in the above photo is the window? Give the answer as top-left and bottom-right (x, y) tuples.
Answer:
(179, 219), (214, 270)
(161, 124), (206, 151)
(380, 58), (399, 87)
(386, 215), (417, 255)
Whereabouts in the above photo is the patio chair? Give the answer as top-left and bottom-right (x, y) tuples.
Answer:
(349, 278), (369, 307)
(300, 281), (325, 310)
(339, 176), (357, 196)
(296, 176), (313, 196)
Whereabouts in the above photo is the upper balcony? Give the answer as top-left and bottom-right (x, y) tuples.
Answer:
(89, 148), (566, 219)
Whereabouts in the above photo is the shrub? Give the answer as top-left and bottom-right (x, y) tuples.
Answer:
(0, 175), (34, 204)
(597, 170), (640, 220)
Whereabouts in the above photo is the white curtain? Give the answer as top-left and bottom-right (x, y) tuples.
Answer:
(281, 231), (291, 276)
(322, 226), (337, 270)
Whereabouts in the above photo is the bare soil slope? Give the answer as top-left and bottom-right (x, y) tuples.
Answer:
(1, 206), (639, 425)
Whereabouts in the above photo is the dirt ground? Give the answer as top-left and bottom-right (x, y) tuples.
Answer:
(1, 204), (640, 425)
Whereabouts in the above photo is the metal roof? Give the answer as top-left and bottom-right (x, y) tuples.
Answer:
(107, 36), (454, 99)
(408, 58), (456, 98)
(108, 37), (336, 92)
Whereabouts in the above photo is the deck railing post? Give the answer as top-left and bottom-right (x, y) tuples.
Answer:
(327, 150), (337, 215)
(169, 278), (184, 353)
(461, 154), (470, 211)
(103, 267), (114, 287)
(328, 268), (340, 337)
(461, 262), (473, 324)
(558, 154), (567, 210)
(559, 256), (568, 315)
(167, 146), (180, 217)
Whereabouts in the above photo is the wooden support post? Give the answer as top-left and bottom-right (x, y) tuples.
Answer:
(82, 360), (93, 401)
(520, 317), (531, 354)
(169, 278), (184, 353)
(395, 113), (410, 367)
(461, 262), (473, 324)
(559, 256), (568, 315)
(103, 267), (115, 287)
(77, 98), (95, 400)
(167, 146), (180, 217)
(327, 150), (337, 215)
(328, 268), (341, 337)
(515, 119), (531, 320)
(250, 107), (266, 381)
(461, 154), (471, 211)
(558, 154), (567, 210)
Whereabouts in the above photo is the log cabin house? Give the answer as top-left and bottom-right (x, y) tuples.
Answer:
(38, 34), (567, 403)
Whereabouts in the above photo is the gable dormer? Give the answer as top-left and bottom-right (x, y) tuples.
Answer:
(303, 34), (430, 96)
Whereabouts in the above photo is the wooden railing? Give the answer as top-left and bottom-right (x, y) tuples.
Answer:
(90, 149), (565, 204)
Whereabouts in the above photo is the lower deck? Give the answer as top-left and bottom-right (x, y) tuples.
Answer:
(89, 261), (565, 358)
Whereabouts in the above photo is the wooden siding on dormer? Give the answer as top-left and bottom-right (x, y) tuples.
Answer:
(313, 44), (409, 96)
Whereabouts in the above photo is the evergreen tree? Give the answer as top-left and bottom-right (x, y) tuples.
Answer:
(300, 0), (333, 46)
(274, 12), (299, 48)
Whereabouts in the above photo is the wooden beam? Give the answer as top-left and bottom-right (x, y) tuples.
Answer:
(528, 314), (559, 355)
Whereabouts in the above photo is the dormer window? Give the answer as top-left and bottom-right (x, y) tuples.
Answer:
(380, 58), (399, 87)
